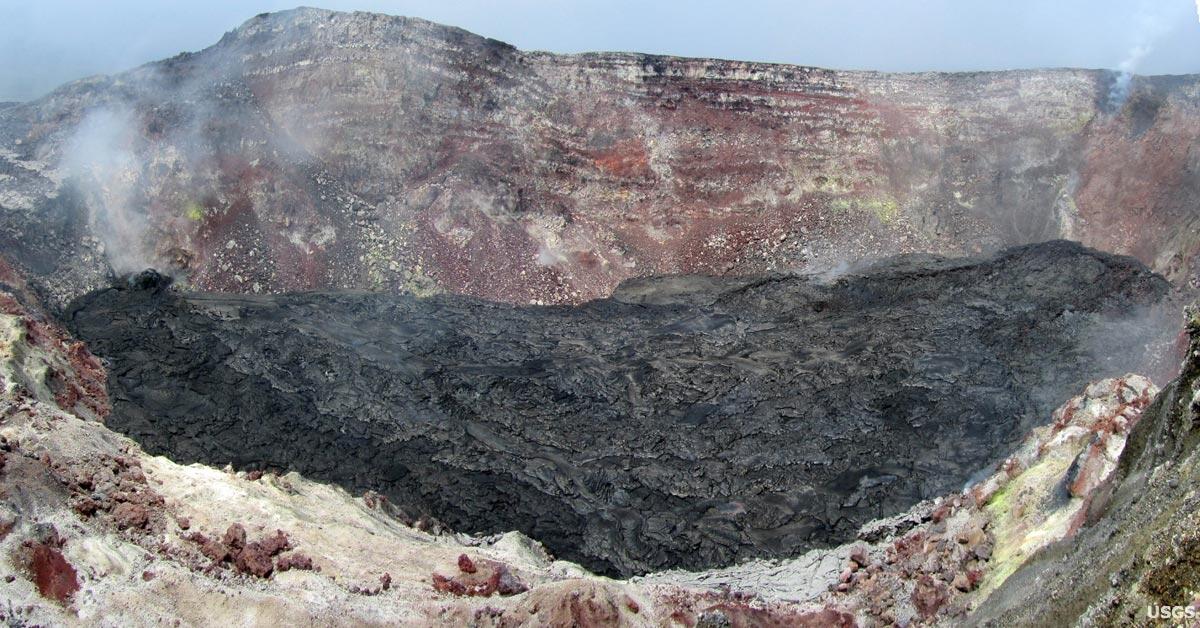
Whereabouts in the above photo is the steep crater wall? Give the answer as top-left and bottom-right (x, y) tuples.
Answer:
(0, 8), (1197, 311)
(68, 241), (1173, 576)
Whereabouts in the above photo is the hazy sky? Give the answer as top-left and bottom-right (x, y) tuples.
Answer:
(2, 0), (1198, 101)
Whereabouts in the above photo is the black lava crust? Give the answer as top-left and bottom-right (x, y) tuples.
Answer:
(67, 241), (1171, 576)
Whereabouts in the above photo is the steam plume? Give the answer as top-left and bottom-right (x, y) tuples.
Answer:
(62, 106), (154, 275)
(1107, 8), (1171, 109)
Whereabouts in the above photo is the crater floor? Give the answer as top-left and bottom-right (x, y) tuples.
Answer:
(68, 241), (1172, 576)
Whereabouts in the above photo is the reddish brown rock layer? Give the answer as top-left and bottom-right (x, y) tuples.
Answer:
(0, 9), (1197, 309)
(29, 542), (79, 604)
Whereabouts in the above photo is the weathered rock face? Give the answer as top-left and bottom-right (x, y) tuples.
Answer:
(67, 241), (1173, 576)
(972, 308), (1200, 626)
(0, 8), (1197, 310)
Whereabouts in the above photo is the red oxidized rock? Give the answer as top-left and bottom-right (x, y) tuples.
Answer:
(112, 503), (150, 530)
(432, 557), (527, 597)
(912, 574), (949, 618)
(276, 552), (315, 572)
(967, 569), (984, 589)
(432, 573), (467, 596)
(930, 502), (952, 524)
(72, 497), (101, 517)
(234, 545), (275, 578)
(30, 544), (80, 604)
(201, 538), (229, 562)
(183, 531), (208, 545)
(222, 523), (247, 551)
(257, 530), (291, 556)
(231, 530), (292, 577)
(492, 563), (529, 596)
(187, 524), (307, 578)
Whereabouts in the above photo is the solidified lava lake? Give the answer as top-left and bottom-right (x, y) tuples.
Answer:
(69, 241), (1172, 576)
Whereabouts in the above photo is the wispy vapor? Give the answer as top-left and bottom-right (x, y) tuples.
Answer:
(62, 106), (155, 275)
(1108, 6), (1174, 108)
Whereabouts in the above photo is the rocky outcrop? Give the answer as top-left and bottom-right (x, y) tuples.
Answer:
(66, 241), (1174, 576)
(643, 372), (1161, 625)
(971, 307), (1200, 626)
(0, 8), (1198, 310)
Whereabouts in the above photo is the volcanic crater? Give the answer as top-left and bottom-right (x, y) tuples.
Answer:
(1, 7), (1199, 625)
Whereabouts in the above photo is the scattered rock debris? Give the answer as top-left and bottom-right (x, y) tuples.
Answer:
(432, 554), (529, 598)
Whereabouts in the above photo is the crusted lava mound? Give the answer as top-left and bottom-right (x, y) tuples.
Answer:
(67, 241), (1171, 576)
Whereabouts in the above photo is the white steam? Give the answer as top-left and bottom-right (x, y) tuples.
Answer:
(62, 106), (155, 275)
(1107, 7), (1172, 109)
(1108, 44), (1149, 107)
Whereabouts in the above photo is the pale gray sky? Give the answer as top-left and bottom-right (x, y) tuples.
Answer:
(2, 0), (1198, 101)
